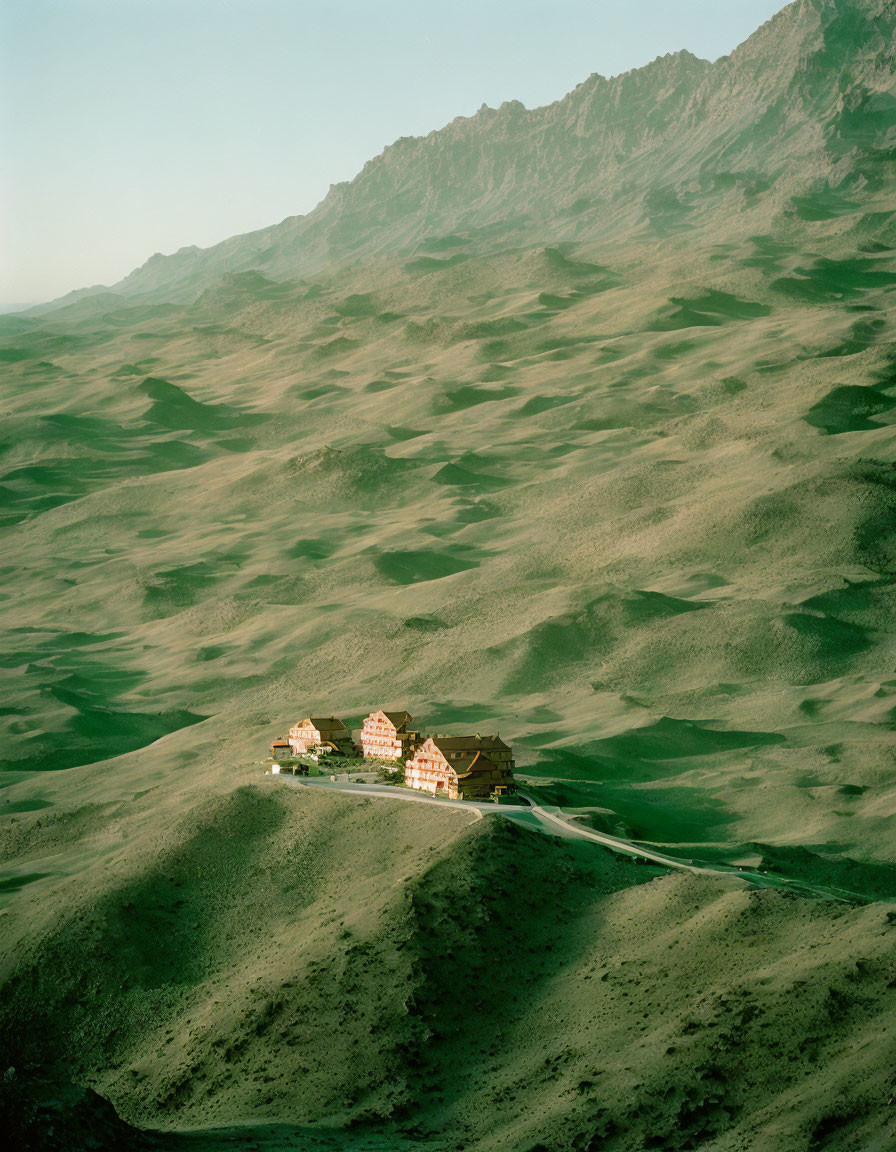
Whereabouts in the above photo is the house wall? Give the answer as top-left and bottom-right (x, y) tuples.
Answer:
(455, 775), (494, 800)
(289, 722), (321, 754)
(405, 742), (459, 799)
(361, 712), (405, 760)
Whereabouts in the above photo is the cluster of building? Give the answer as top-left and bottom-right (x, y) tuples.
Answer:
(270, 709), (515, 801)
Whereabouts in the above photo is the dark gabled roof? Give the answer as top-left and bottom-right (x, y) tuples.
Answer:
(308, 716), (349, 734)
(433, 734), (510, 753)
(441, 747), (476, 766)
(381, 710), (412, 730)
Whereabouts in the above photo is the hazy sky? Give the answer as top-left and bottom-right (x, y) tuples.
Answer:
(2, 0), (787, 306)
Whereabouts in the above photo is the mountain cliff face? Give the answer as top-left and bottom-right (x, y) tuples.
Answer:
(38, 0), (894, 312)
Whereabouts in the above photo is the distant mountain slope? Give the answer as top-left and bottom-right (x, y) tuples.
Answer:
(32, 0), (896, 313)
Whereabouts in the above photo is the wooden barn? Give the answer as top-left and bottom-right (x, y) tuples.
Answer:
(360, 709), (421, 762)
(404, 735), (515, 800)
(288, 716), (353, 756)
(270, 739), (293, 760)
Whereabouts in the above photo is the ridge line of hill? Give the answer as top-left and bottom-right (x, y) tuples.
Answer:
(26, 0), (895, 316)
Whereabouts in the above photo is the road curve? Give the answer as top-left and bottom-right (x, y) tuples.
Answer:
(274, 774), (873, 902)
(278, 776), (705, 876)
(520, 796), (703, 874)
(278, 773), (521, 816)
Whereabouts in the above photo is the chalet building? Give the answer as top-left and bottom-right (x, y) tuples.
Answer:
(404, 735), (515, 800)
(360, 709), (421, 762)
(288, 716), (353, 756)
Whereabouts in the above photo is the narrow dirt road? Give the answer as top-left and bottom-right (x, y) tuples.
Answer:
(277, 776), (714, 875)
(276, 774), (874, 902)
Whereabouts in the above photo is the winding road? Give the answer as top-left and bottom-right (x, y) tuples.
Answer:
(274, 772), (879, 903)
(278, 775), (756, 883)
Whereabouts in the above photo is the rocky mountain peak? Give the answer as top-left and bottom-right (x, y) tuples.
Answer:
(30, 0), (895, 312)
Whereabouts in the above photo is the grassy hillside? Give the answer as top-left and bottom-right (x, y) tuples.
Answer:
(2, 1), (896, 1148)
(2, 212), (895, 1147)
(2, 221), (895, 864)
(3, 784), (895, 1151)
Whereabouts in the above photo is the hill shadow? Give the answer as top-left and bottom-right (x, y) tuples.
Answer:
(526, 717), (786, 784)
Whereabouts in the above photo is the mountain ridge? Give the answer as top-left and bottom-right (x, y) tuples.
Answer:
(28, 0), (895, 315)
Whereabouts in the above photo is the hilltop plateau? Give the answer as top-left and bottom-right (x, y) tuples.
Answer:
(2, 1), (896, 1149)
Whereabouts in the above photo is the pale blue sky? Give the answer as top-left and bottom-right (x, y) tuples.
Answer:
(2, 0), (787, 306)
